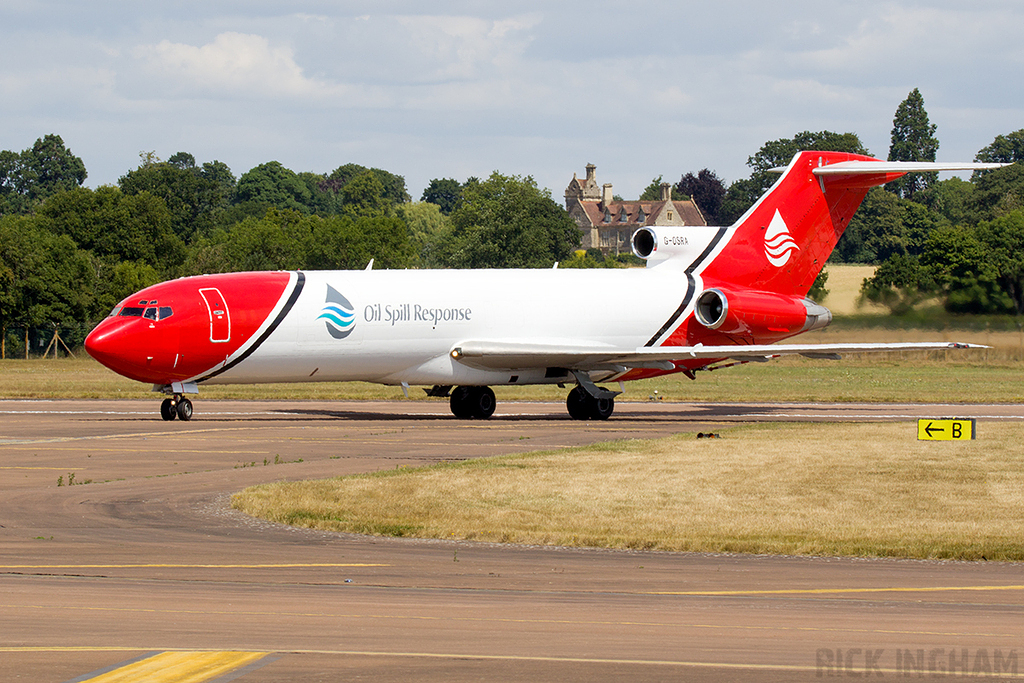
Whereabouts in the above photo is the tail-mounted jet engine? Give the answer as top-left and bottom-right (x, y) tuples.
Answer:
(694, 287), (832, 337)
(631, 226), (693, 264)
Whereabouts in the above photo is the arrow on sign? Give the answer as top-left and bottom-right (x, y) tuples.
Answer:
(924, 422), (945, 438)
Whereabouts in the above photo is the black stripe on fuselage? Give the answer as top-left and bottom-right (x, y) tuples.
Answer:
(195, 271), (306, 383)
(643, 227), (729, 347)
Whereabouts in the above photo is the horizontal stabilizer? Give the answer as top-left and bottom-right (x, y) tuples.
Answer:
(812, 161), (1007, 176)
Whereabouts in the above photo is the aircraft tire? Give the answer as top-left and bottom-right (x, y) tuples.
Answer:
(449, 386), (473, 419)
(566, 387), (589, 420)
(590, 396), (614, 420)
(566, 387), (614, 420)
(176, 398), (193, 422)
(468, 386), (496, 419)
(160, 398), (176, 421)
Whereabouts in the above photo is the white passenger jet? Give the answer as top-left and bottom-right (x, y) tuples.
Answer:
(85, 151), (1000, 421)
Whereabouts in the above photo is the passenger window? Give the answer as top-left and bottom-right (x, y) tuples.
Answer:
(144, 307), (158, 320)
(119, 307), (145, 317)
(159, 307), (173, 320)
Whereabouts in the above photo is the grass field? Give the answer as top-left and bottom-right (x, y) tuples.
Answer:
(232, 421), (1024, 561)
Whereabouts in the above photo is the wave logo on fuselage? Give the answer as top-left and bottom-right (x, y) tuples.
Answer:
(317, 285), (356, 339)
(764, 209), (800, 267)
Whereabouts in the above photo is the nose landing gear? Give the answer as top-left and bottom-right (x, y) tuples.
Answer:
(159, 395), (193, 421)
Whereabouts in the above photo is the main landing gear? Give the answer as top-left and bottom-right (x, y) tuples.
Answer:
(565, 386), (614, 420)
(444, 378), (618, 421)
(449, 386), (496, 419)
(160, 395), (193, 421)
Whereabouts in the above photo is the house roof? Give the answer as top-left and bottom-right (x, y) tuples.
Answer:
(575, 198), (705, 229)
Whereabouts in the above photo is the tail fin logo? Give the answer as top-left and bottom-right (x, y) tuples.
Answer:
(318, 285), (356, 339)
(764, 209), (799, 267)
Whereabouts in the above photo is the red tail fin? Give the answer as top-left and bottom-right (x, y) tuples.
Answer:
(702, 151), (888, 297)
(701, 152), (1009, 297)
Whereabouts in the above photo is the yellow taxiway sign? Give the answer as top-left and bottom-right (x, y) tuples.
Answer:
(917, 418), (976, 441)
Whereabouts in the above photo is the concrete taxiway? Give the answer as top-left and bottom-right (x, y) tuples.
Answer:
(1, 399), (1022, 682)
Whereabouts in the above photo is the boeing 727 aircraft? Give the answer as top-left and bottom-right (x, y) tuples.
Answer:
(85, 151), (1000, 421)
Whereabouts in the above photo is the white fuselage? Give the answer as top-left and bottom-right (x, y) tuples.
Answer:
(205, 266), (699, 387)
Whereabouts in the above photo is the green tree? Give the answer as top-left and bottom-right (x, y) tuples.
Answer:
(341, 170), (390, 217)
(975, 211), (1024, 314)
(860, 253), (934, 314)
(887, 88), (939, 200)
(969, 163), (1024, 222)
(976, 129), (1024, 164)
(37, 186), (184, 273)
(324, 163), (410, 206)
(914, 177), (977, 226)
(560, 249), (621, 269)
(235, 162), (313, 213)
(0, 135), (87, 214)
(119, 157), (236, 242)
(421, 178), (462, 214)
(296, 171), (342, 216)
(425, 172), (580, 268)
(921, 225), (1008, 314)
(185, 208), (309, 274)
(0, 214), (97, 331)
(832, 188), (942, 264)
(399, 201), (449, 261)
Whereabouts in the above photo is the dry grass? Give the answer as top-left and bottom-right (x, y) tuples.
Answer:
(819, 264), (886, 315)
(233, 422), (1024, 560)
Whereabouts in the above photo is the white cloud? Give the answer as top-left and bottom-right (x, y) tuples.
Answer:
(136, 32), (332, 99)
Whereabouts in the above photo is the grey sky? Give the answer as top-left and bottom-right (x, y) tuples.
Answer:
(2, 1), (1021, 200)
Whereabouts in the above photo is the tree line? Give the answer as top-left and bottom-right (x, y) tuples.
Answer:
(3, 87), (1024, 355)
(1, 142), (582, 351)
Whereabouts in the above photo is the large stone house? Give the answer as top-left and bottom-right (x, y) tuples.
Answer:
(564, 164), (706, 255)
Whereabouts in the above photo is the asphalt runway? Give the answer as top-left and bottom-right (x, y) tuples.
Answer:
(2, 398), (1023, 682)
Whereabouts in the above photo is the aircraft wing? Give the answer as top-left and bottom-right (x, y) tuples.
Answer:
(450, 340), (986, 370)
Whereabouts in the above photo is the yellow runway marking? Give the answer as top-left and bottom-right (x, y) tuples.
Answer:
(2, 647), (1021, 678)
(1, 563), (387, 569)
(78, 651), (268, 683)
(647, 584), (1024, 596)
(0, 466), (76, 470)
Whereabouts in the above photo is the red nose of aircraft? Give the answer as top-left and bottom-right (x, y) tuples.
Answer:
(85, 272), (295, 386)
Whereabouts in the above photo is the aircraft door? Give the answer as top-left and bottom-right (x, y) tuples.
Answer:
(199, 287), (231, 343)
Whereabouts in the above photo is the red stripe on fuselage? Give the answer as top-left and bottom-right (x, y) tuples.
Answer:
(85, 272), (291, 385)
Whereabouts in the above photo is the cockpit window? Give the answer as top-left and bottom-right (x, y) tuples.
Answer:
(119, 305), (173, 320)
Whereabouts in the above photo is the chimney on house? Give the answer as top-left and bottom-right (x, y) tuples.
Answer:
(585, 164), (596, 183)
(660, 182), (672, 202)
(602, 183), (613, 207)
